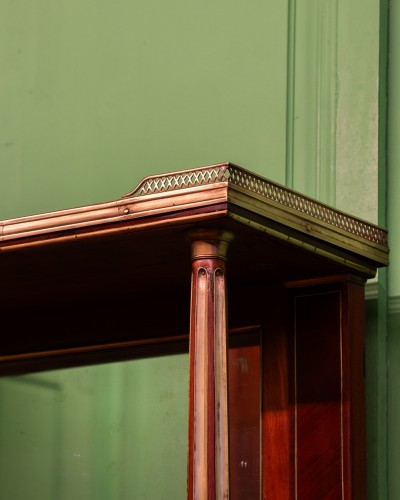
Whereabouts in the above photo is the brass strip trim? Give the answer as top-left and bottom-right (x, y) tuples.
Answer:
(0, 335), (188, 363)
(214, 268), (230, 500)
(339, 291), (344, 499)
(294, 297), (298, 500)
(228, 186), (389, 262)
(0, 183), (228, 243)
(0, 210), (227, 252)
(193, 268), (208, 500)
(285, 274), (366, 288)
(228, 212), (379, 278)
(0, 326), (260, 364)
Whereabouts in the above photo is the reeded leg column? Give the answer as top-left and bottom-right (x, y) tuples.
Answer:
(187, 229), (234, 500)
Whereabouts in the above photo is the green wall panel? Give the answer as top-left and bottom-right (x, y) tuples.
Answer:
(388, 1), (400, 499)
(388, 304), (400, 500)
(1, 0), (288, 220)
(388, 0), (400, 299)
(335, 0), (381, 223)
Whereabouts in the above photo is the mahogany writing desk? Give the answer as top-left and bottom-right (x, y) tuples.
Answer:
(0, 163), (389, 499)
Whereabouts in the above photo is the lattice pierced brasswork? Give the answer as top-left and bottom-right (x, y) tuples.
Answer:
(126, 164), (231, 196)
(226, 166), (388, 247)
(124, 163), (388, 247)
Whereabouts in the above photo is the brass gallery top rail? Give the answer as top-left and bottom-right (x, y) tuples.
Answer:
(0, 162), (388, 270)
(124, 162), (388, 247)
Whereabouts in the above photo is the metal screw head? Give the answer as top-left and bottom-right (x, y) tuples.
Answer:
(123, 208), (129, 215)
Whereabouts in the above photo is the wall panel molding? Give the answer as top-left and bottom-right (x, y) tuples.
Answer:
(389, 296), (400, 315)
(285, 0), (296, 189)
(287, 0), (338, 206)
(315, 0), (338, 205)
(335, 0), (380, 224)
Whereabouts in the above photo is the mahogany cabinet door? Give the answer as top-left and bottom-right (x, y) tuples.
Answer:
(261, 280), (366, 499)
(287, 281), (366, 500)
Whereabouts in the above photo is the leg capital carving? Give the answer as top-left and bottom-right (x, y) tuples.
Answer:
(187, 229), (234, 261)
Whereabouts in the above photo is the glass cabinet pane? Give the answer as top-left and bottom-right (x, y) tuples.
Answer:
(0, 354), (188, 500)
(0, 333), (262, 499)
(229, 333), (261, 500)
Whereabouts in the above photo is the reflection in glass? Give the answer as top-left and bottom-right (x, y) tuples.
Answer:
(0, 334), (262, 499)
(229, 334), (261, 500)
(0, 354), (188, 500)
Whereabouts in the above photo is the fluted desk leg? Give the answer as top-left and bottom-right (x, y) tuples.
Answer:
(187, 229), (234, 500)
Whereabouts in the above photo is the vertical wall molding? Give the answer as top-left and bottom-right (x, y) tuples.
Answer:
(287, 0), (338, 206)
(315, 0), (338, 205)
(285, 0), (296, 190)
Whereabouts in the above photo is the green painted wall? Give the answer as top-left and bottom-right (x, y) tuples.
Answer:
(1, 0), (289, 220)
(1, 0), (398, 498)
(388, 1), (400, 499)
(0, 355), (189, 499)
